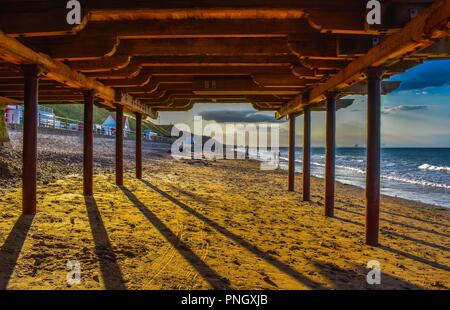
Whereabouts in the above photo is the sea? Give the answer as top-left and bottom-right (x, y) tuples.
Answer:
(258, 147), (450, 208)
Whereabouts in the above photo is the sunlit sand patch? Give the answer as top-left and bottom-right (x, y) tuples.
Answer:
(0, 159), (449, 290)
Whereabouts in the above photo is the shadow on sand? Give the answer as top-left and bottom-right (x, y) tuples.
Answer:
(0, 215), (34, 290)
(311, 260), (423, 290)
(84, 196), (127, 290)
(335, 206), (450, 239)
(140, 179), (325, 289)
(333, 215), (450, 272)
(119, 186), (231, 290)
(335, 199), (450, 229)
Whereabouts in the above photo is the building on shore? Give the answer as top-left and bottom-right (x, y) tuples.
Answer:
(102, 113), (131, 137)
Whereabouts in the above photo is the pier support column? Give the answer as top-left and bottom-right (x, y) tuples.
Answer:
(325, 92), (336, 217)
(135, 113), (142, 179)
(288, 114), (296, 192)
(302, 107), (311, 201)
(366, 67), (384, 246)
(22, 65), (40, 215)
(83, 90), (94, 196)
(116, 105), (124, 186)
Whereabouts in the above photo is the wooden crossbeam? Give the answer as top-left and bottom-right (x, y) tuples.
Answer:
(22, 37), (347, 60)
(0, 95), (20, 105)
(87, 65), (294, 79)
(0, 30), (157, 118)
(276, 0), (450, 118)
(341, 81), (401, 95)
(70, 55), (300, 72)
(50, 19), (317, 40)
(1, 1), (379, 37)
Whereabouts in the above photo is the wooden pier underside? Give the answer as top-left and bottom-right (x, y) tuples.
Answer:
(0, 0), (447, 118)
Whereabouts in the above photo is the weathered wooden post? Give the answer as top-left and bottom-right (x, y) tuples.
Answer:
(116, 105), (124, 186)
(325, 93), (336, 217)
(22, 65), (40, 215)
(366, 67), (384, 246)
(135, 112), (142, 179)
(288, 114), (296, 192)
(83, 90), (94, 196)
(302, 107), (311, 201)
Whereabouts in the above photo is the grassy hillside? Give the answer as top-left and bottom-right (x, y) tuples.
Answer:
(42, 104), (109, 124)
(0, 108), (9, 143)
(42, 104), (171, 136)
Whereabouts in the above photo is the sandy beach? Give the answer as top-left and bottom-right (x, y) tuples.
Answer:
(0, 129), (449, 290)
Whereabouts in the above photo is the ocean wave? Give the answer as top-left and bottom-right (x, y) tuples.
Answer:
(418, 163), (450, 173)
(384, 175), (450, 189)
(336, 165), (365, 174)
(333, 165), (450, 189)
(276, 155), (450, 189)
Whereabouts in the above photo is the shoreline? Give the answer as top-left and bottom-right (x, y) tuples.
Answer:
(1, 129), (448, 210)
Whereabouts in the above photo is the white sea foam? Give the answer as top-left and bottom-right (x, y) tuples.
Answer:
(334, 165), (450, 189)
(276, 154), (450, 190)
(336, 165), (365, 174)
(384, 174), (450, 189)
(418, 163), (450, 173)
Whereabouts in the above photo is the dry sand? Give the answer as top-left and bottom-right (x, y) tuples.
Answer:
(0, 130), (449, 290)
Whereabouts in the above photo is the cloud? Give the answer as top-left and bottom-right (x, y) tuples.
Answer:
(382, 105), (427, 115)
(198, 110), (285, 123)
(393, 60), (450, 91)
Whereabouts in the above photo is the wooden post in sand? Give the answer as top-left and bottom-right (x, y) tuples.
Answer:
(22, 65), (40, 215)
(366, 67), (384, 246)
(83, 90), (94, 196)
(325, 92), (336, 217)
(135, 112), (142, 179)
(288, 114), (296, 192)
(302, 107), (311, 201)
(116, 105), (124, 186)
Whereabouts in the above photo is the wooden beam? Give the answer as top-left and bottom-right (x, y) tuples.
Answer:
(23, 37), (293, 60)
(0, 95), (20, 105)
(341, 81), (401, 95)
(88, 65), (294, 79)
(0, 31), (157, 118)
(69, 55), (343, 72)
(277, 0), (450, 118)
(2, 4), (383, 37)
(64, 19), (316, 40)
(310, 99), (355, 112)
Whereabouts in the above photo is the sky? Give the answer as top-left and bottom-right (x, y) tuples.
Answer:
(157, 59), (450, 148)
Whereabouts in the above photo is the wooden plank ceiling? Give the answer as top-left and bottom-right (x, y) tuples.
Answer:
(0, 0), (448, 118)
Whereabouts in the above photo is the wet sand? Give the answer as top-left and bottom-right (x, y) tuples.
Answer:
(0, 130), (449, 290)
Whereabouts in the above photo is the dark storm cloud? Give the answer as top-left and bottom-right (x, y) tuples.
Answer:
(198, 110), (285, 123)
(382, 105), (428, 115)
